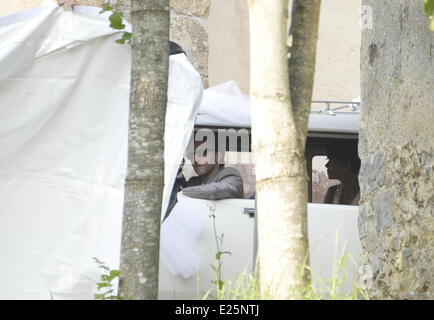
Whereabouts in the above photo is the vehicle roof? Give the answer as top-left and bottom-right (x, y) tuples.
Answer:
(194, 81), (360, 135)
(195, 111), (360, 134)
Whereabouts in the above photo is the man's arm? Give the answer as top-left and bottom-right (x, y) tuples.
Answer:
(182, 167), (244, 200)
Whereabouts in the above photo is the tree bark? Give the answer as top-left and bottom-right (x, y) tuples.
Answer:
(287, 0), (321, 286)
(118, 0), (169, 300)
(288, 0), (321, 149)
(248, 0), (320, 298)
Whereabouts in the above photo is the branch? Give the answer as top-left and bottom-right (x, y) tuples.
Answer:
(288, 0), (321, 148)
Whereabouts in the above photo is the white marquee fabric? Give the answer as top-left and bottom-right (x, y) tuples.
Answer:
(0, 4), (202, 299)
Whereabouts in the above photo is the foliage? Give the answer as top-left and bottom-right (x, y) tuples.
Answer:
(202, 203), (232, 300)
(202, 222), (369, 300)
(203, 252), (369, 300)
(92, 257), (123, 300)
(424, 0), (434, 31)
(100, 5), (132, 44)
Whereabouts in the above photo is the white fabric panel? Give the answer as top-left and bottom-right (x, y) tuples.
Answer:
(0, 4), (202, 299)
(0, 4), (130, 300)
(197, 80), (250, 127)
(160, 194), (207, 279)
(161, 54), (203, 218)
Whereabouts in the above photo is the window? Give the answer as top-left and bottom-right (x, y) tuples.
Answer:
(311, 155), (340, 203)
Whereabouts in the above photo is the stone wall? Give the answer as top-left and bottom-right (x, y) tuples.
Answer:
(207, 0), (361, 99)
(79, 0), (209, 87)
(170, 0), (209, 87)
(0, 0), (47, 16)
(358, 0), (434, 299)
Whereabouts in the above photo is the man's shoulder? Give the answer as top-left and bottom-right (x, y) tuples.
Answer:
(215, 166), (243, 180)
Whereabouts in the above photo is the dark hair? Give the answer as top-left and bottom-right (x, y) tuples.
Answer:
(193, 137), (225, 168)
(326, 142), (361, 175)
(170, 41), (186, 56)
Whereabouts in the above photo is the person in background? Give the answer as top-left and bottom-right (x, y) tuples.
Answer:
(323, 142), (360, 205)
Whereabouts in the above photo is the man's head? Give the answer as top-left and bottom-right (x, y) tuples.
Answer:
(170, 41), (186, 56)
(192, 139), (224, 179)
(325, 142), (360, 180)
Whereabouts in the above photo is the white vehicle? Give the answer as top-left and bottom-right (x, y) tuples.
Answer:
(158, 95), (361, 299)
(0, 5), (360, 299)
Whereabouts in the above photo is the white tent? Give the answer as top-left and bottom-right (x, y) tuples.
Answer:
(0, 4), (202, 299)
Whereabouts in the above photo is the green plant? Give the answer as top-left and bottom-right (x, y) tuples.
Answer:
(100, 5), (132, 44)
(203, 203), (232, 300)
(92, 257), (123, 300)
(202, 228), (370, 300)
(424, 0), (434, 31)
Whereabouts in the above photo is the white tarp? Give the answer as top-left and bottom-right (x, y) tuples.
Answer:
(0, 4), (202, 299)
(196, 80), (251, 127)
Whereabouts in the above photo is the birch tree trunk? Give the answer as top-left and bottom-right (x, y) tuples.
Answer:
(119, 0), (170, 300)
(248, 0), (320, 299)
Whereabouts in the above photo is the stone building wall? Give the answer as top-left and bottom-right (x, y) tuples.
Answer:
(358, 0), (433, 299)
(170, 0), (209, 87)
(80, 0), (210, 87)
(79, 0), (210, 86)
(207, 0), (361, 100)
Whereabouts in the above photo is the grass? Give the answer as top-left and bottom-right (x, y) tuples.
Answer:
(203, 253), (369, 300)
(202, 220), (370, 300)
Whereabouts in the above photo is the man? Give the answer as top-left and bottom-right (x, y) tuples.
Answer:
(182, 139), (244, 199)
(163, 138), (244, 221)
(323, 142), (360, 205)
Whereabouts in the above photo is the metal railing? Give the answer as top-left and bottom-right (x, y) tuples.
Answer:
(311, 100), (361, 115)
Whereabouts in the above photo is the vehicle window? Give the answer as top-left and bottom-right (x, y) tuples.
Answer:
(312, 155), (340, 203)
(182, 150), (255, 200)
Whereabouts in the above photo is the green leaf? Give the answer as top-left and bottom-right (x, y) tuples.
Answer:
(216, 280), (225, 289)
(216, 251), (231, 260)
(121, 32), (132, 41)
(424, 0), (434, 17)
(99, 5), (113, 14)
(115, 32), (132, 45)
(109, 269), (121, 280)
(101, 274), (110, 282)
(109, 12), (125, 30)
(97, 282), (111, 290)
(425, 0), (434, 31)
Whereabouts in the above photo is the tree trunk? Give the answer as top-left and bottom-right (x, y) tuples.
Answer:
(119, 0), (170, 300)
(287, 0), (321, 285)
(288, 0), (321, 149)
(248, 0), (320, 298)
(358, 0), (434, 299)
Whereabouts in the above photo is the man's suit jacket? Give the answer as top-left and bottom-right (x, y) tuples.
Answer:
(163, 166), (244, 222)
(182, 166), (244, 200)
